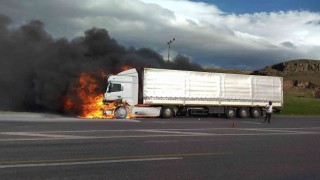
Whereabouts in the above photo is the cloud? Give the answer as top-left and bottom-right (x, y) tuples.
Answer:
(281, 42), (296, 48)
(1, 0), (320, 69)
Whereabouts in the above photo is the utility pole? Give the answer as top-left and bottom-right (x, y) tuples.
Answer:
(167, 38), (175, 62)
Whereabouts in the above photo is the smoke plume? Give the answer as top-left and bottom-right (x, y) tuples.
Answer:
(0, 15), (203, 114)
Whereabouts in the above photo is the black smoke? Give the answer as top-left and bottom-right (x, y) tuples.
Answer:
(0, 15), (203, 113)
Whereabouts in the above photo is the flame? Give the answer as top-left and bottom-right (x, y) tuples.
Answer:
(81, 94), (104, 118)
(63, 72), (114, 119)
(120, 65), (132, 71)
(63, 66), (135, 119)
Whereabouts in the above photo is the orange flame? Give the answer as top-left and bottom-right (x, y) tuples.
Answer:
(63, 72), (114, 119)
(120, 65), (133, 71)
(63, 66), (134, 119)
(77, 73), (102, 118)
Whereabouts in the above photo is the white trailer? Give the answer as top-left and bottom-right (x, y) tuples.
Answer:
(103, 68), (283, 119)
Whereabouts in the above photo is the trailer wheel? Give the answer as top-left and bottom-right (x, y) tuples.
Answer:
(251, 108), (261, 118)
(115, 107), (127, 119)
(161, 107), (174, 119)
(226, 108), (236, 119)
(238, 108), (249, 118)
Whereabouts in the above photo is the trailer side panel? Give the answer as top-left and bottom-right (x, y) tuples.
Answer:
(142, 68), (283, 107)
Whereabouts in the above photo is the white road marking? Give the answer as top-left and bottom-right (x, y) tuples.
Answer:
(0, 127), (319, 142)
(241, 121), (264, 125)
(1, 127), (318, 134)
(274, 127), (320, 130)
(1, 132), (86, 139)
(0, 132), (319, 142)
(145, 140), (180, 143)
(0, 157), (182, 169)
(135, 129), (213, 136)
(236, 128), (313, 134)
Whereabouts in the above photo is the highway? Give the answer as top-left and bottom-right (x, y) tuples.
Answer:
(0, 113), (319, 179)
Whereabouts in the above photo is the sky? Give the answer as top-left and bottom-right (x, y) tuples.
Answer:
(195, 0), (320, 14)
(1, 0), (320, 70)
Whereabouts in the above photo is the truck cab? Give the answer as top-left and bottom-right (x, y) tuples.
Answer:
(103, 69), (139, 118)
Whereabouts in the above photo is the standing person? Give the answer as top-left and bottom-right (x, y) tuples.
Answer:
(264, 101), (273, 123)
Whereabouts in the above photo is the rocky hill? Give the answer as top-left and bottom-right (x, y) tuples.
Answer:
(253, 59), (320, 94)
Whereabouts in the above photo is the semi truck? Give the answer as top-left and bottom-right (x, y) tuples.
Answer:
(102, 68), (283, 119)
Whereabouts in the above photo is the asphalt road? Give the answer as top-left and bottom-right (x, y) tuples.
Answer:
(0, 113), (319, 180)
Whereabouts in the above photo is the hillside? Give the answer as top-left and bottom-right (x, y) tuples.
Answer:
(253, 59), (320, 94)
(204, 67), (253, 75)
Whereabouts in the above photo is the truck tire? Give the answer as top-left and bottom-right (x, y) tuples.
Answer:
(238, 108), (249, 118)
(115, 107), (127, 119)
(161, 107), (174, 119)
(226, 108), (236, 119)
(251, 107), (261, 118)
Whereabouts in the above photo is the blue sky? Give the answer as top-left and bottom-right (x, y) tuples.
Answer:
(193, 0), (320, 14)
(1, 0), (320, 70)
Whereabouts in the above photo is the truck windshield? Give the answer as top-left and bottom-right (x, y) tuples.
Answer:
(108, 83), (122, 92)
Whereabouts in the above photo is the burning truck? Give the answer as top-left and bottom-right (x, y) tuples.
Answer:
(102, 68), (283, 119)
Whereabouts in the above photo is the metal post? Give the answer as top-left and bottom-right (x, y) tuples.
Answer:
(167, 38), (175, 62)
